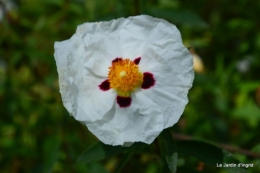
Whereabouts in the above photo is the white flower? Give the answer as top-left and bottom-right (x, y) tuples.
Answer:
(54, 15), (194, 146)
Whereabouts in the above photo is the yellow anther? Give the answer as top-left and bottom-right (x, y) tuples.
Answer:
(119, 71), (126, 77)
(108, 58), (143, 97)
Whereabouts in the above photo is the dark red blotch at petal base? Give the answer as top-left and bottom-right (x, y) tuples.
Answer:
(141, 72), (155, 89)
(112, 57), (123, 63)
(117, 96), (132, 107)
(99, 79), (110, 91)
(134, 57), (141, 65)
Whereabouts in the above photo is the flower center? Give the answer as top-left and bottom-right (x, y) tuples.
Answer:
(119, 70), (126, 77)
(108, 58), (143, 97)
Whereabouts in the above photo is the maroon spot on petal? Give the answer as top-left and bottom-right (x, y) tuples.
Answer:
(133, 57), (141, 65)
(99, 79), (110, 91)
(117, 96), (131, 107)
(112, 57), (123, 63)
(141, 72), (155, 89)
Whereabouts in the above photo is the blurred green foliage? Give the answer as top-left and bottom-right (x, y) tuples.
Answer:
(0, 0), (260, 172)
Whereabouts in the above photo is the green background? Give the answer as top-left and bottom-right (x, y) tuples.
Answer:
(1, 0), (260, 172)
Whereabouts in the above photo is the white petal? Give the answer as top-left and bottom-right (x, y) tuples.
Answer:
(86, 92), (164, 146)
(74, 71), (116, 122)
(119, 16), (157, 58)
(131, 16), (194, 128)
(54, 40), (78, 115)
(138, 19), (187, 72)
(76, 89), (116, 122)
(141, 49), (194, 128)
(54, 37), (117, 122)
(83, 37), (123, 77)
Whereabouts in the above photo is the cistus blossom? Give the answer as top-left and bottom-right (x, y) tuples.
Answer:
(54, 15), (194, 146)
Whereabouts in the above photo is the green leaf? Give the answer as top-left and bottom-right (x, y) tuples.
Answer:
(159, 129), (178, 173)
(77, 142), (127, 163)
(160, 157), (173, 173)
(114, 142), (147, 173)
(43, 134), (61, 173)
(145, 8), (208, 28)
(77, 142), (147, 163)
(114, 152), (134, 173)
(222, 151), (248, 173)
(176, 140), (248, 172)
(166, 153), (178, 173)
(159, 131), (247, 173)
(176, 140), (223, 165)
(86, 163), (108, 173)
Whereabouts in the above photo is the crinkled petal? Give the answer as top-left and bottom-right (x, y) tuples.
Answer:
(83, 37), (123, 77)
(54, 40), (78, 116)
(141, 48), (194, 128)
(85, 92), (164, 145)
(73, 71), (116, 122)
(129, 16), (194, 128)
(119, 16), (157, 59)
(54, 38), (116, 123)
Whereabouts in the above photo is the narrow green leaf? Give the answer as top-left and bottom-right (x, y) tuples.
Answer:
(159, 129), (178, 173)
(114, 143), (147, 173)
(222, 151), (248, 173)
(76, 142), (127, 163)
(86, 163), (108, 173)
(160, 157), (171, 173)
(43, 134), (61, 173)
(177, 140), (223, 165)
(176, 140), (248, 172)
(145, 8), (208, 28)
(114, 152), (134, 173)
(77, 142), (147, 163)
(166, 152), (178, 173)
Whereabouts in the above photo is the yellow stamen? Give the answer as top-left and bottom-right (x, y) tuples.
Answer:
(108, 58), (143, 97)
(119, 71), (126, 77)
